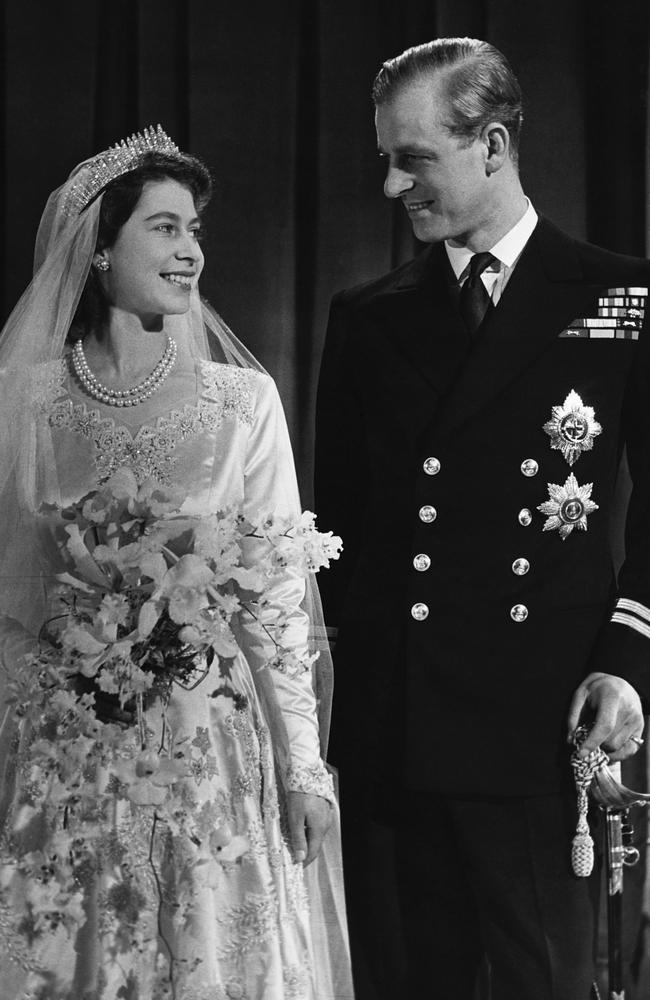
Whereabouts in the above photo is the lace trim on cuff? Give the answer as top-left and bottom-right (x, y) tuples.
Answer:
(286, 760), (335, 803)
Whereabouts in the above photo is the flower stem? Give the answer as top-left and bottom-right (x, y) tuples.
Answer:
(136, 693), (147, 750)
(148, 813), (177, 999)
(240, 602), (279, 651)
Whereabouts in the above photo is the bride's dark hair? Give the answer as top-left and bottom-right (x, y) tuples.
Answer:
(70, 151), (212, 339)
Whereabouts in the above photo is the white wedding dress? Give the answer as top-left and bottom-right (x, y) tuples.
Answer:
(0, 357), (345, 1000)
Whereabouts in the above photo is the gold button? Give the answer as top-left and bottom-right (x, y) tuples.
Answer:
(510, 604), (529, 622)
(512, 558), (530, 576)
(413, 553), (431, 572)
(520, 459), (538, 477)
(419, 505), (437, 523)
(518, 508), (532, 526)
(423, 457), (441, 476)
(411, 602), (429, 621)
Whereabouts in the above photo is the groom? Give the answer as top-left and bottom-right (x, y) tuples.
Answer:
(315, 38), (650, 1000)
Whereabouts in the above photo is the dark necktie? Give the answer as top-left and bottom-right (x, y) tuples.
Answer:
(459, 251), (496, 336)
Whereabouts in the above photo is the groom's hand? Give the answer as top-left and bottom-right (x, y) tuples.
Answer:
(567, 671), (644, 761)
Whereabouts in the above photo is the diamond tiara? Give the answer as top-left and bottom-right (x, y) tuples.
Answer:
(62, 124), (181, 218)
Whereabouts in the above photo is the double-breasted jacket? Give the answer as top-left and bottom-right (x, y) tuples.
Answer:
(315, 217), (650, 796)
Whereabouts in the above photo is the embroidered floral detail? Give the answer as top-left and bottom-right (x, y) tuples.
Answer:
(178, 985), (251, 1000)
(283, 857), (311, 920)
(191, 726), (212, 755)
(0, 895), (38, 972)
(200, 361), (256, 426)
(225, 710), (264, 801)
(286, 761), (335, 803)
(47, 361), (259, 485)
(223, 977), (247, 999)
(218, 890), (280, 958)
(284, 959), (312, 999)
(33, 358), (67, 412)
(245, 819), (285, 870)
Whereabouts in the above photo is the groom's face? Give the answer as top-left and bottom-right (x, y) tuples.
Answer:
(375, 74), (492, 247)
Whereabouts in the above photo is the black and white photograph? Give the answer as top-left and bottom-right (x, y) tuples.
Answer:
(0, 2), (648, 998)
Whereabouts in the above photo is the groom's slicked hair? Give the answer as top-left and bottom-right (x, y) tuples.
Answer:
(372, 37), (524, 164)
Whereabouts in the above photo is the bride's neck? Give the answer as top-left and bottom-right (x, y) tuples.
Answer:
(83, 312), (178, 382)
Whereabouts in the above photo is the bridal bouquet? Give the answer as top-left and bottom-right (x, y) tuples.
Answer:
(2, 467), (341, 951)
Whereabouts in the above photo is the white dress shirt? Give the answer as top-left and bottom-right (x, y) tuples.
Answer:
(445, 200), (539, 306)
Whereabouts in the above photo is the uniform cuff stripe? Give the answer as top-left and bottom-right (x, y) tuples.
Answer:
(615, 597), (650, 623)
(611, 611), (650, 641)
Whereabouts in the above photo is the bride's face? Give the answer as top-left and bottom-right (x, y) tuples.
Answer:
(98, 178), (204, 323)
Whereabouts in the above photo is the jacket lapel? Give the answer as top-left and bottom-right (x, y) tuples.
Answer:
(370, 243), (469, 399)
(432, 218), (595, 441)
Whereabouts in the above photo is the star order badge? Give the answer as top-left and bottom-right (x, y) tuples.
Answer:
(543, 390), (602, 466)
(537, 474), (599, 540)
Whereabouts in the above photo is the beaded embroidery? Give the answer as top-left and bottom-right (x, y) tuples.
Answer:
(284, 960), (311, 999)
(225, 709), (266, 802)
(32, 358), (68, 410)
(201, 362), (256, 425)
(218, 890), (281, 958)
(246, 819), (285, 870)
(46, 359), (258, 485)
(286, 761), (335, 803)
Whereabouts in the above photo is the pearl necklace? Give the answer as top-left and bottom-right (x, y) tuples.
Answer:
(72, 336), (178, 407)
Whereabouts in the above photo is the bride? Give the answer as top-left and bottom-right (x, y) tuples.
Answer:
(0, 127), (351, 1000)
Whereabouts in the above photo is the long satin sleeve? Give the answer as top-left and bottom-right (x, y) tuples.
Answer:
(238, 373), (334, 802)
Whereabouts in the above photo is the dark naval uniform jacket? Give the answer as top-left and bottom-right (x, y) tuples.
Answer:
(315, 217), (650, 799)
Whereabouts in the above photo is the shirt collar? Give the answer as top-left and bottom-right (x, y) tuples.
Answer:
(444, 199), (539, 279)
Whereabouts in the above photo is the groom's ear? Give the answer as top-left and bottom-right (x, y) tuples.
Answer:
(482, 122), (510, 174)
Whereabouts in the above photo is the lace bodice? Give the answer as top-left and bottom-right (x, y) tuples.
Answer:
(39, 358), (258, 493)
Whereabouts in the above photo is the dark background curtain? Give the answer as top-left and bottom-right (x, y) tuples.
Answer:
(1, 0), (649, 991)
